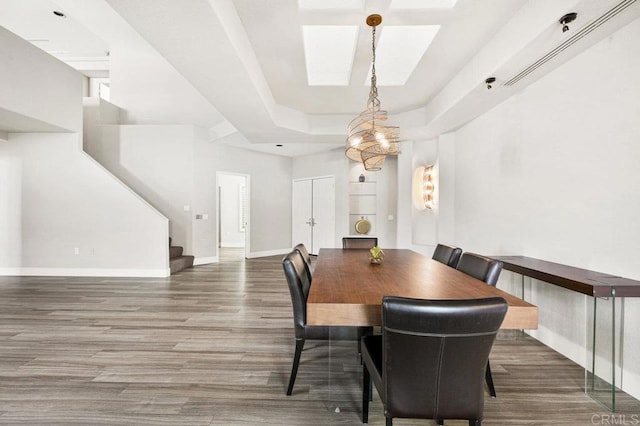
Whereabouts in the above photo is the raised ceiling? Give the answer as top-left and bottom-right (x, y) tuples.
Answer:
(2, 0), (639, 156)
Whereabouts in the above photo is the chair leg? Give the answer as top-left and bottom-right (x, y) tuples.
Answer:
(385, 417), (393, 426)
(437, 420), (444, 425)
(362, 364), (370, 423)
(485, 360), (496, 398)
(357, 327), (374, 355)
(286, 338), (304, 395)
(469, 420), (481, 426)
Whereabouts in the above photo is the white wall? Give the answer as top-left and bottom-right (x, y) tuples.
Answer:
(84, 122), (293, 262)
(0, 26), (81, 133)
(450, 18), (640, 399)
(109, 43), (225, 128)
(204, 139), (293, 257)
(0, 25), (169, 277)
(292, 148), (398, 248)
(84, 124), (196, 253)
(0, 133), (169, 276)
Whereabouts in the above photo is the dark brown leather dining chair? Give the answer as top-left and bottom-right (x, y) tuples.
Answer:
(293, 243), (313, 280)
(455, 252), (504, 397)
(282, 250), (371, 395)
(432, 243), (462, 268)
(342, 237), (378, 249)
(456, 252), (503, 287)
(361, 296), (508, 426)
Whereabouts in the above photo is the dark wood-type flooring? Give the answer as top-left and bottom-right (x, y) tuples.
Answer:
(1, 248), (639, 425)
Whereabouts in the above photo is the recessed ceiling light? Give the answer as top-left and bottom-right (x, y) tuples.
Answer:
(366, 25), (441, 86)
(303, 25), (359, 86)
(53, 10), (66, 18)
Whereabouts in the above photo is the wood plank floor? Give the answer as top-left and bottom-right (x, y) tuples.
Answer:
(1, 249), (639, 425)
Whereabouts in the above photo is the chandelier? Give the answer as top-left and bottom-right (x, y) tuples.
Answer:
(345, 14), (401, 171)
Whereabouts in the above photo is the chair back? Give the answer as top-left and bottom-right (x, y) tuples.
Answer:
(293, 243), (312, 281)
(456, 252), (503, 286)
(342, 237), (378, 249)
(381, 296), (507, 421)
(282, 250), (312, 339)
(293, 243), (311, 264)
(432, 243), (462, 267)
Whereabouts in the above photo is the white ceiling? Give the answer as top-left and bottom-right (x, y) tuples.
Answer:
(2, 0), (639, 157)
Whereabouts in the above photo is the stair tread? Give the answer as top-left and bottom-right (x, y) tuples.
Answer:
(170, 255), (194, 274)
(169, 246), (183, 259)
(168, 239), (193, 274)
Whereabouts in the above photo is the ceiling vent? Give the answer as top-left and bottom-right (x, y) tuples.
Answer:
(504, 0), (637, 86)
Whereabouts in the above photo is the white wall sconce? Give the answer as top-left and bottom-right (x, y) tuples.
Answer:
(412, 165), (436, 210)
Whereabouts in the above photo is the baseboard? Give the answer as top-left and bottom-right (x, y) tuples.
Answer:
(246, 248), (290, 259)
(220, 243), (245, 248)
(0, 267), (170, 278)
(194, 256), (218, 265)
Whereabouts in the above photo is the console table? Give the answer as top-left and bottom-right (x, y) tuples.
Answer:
(492, 256), (640, 411)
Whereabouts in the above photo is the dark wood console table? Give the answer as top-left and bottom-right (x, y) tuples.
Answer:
(492, 256), (640, 298)
(492, 255), (640, 411)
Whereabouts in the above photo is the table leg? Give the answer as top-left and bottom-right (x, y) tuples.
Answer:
(586, 289), (618, 411)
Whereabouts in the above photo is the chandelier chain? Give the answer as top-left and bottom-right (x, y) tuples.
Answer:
(369, 24), (378, 109)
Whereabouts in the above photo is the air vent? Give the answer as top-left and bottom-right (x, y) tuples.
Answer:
(504, 0), (637, 86)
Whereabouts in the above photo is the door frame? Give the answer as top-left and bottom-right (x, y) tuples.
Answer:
(292, 175), (335, 254)
(216, 171), (251, 259)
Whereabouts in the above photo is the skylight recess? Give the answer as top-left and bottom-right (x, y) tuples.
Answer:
(390, 0), (457, 9)
(299, 0), (365, 10)
(303, 26), (359, 86)
(367, 25), (441, 86)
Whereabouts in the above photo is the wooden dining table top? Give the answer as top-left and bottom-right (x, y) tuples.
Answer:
(307, 248), (538, 330)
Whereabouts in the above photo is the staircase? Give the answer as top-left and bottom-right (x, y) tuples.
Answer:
(169, 238), (194, 274)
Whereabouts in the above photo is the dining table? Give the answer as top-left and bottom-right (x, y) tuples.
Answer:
(307, 248), (538, 330)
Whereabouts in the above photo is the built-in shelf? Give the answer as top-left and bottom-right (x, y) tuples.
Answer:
(348, 168), (377, 236)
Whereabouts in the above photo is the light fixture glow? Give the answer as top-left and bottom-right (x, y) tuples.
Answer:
(413, 165), (436, 210)
(345, 14), (402, 171)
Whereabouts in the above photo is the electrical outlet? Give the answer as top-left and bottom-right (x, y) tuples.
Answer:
(74, 247), (80, 255)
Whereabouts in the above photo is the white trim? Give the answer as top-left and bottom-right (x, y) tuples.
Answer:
(79, 149), (168, 223)
(0, 268), (170, 278)
(220, 242), (245, 248)
(246, 248), (290, 259)
(292, 174), (334, 183)
(194, 256), (218, 265)
(217, 171), (251, 260)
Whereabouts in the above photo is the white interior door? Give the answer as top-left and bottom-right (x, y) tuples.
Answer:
(292, 177), (335, 255)
(311, 177), (335, 253)
(292, 179), (313, 252)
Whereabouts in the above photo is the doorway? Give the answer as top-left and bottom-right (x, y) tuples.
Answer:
(292, 176), (335, 254)
(217, 172), (250, 260)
